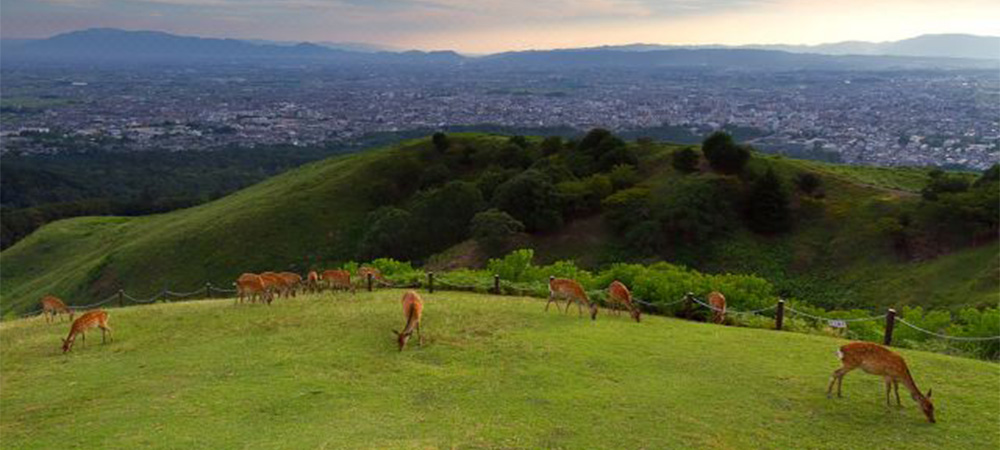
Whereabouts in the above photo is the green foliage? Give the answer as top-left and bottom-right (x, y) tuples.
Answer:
(487, 248), (537, 282)
(358, 207), (413, 260)
(540, 136), (563, 156)
(432, 132), (450, 153)
(921, 169), (970, 200)
(602, 187), (651, 234)
(608, 164), (639, 190)
(492, 169), (563, 232)
(653, 175), (739, 244)
(745, 168), (792, 234)
(475, 166), (517, 202)
(417, 163), (452, 189)
(470, 209), (525, 256)
(795, 172), (822, 195)
(671, 147), (700, 174)
(702, 131), (751, 174)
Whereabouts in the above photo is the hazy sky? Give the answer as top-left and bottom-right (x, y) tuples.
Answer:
(2, 0), (998, 53)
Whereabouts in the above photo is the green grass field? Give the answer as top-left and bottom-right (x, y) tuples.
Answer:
(2, 290), (997, 449)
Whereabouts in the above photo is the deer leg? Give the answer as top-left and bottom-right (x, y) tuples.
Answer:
(577, 300), (583, 317)
(884, 378), (892, 406)
(827, 366), (852, 398)
(545, 295), (556, 312)
(893, 380), (901, 406)
(417, 322), (423, 347)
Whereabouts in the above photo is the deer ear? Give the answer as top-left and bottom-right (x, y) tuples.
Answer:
(926, 389), (932, 398)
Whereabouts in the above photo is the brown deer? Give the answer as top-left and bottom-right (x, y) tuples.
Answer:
(40, 295), (74, 323)
(62, 310), (112, 353)
(608, 281), (640, 323)
(393, 290), (423, 351)
(260, 272), (288, 299)
(279, 272), (303, 297)
(707, 291), (726, 324)
(321, 269), (356, 294)
(306, 270), (320, 293)
(236, 273), (272, 304)
(547, 277), (598, 320)
(358, 266), (388, 288)
(827, 342), (935, 423)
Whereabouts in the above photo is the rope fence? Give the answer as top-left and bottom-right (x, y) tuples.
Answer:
(10, 272), (1000, 346)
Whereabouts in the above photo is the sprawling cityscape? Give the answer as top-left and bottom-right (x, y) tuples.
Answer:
(2, 64), (998, 169)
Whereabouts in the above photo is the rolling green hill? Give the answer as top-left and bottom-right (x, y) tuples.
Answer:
(1, 133), (997, 317)
(1, 291), (997, 449)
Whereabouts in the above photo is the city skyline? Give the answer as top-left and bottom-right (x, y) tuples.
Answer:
(2, 0), (998, 53)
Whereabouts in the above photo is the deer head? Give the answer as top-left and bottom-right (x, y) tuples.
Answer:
(61, 337), (73, 353)
(630, 306), (641, 323)
(392, 329), (412, 352)
(589, 303), (599, 321)
(914, 389), (935, 423)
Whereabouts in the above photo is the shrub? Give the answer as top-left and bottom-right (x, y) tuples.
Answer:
(432, 132), (450, 153)
(745, 168), (792, 234)
(608, 164), (639, 190)
(357, 207), (414, 260)
(471, 209), (525, 256)
(653, 175), (739, 244)
(795, 172), (822, 195)
(702, 132), (750, 174)
(671, 147), (700, 174)
(492, 169), (563, 232)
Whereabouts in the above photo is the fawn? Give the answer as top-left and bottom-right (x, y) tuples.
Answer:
(393, 290), (423, 351)
(62, 310), (112, 353)
(547, 277), (598, 320)
(608, 281), (640, 323)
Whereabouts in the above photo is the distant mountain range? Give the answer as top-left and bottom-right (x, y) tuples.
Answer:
(588, 34), (1000, 61)
(2, 28), (997, 70)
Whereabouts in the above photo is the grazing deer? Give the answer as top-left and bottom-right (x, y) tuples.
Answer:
(40, 295), (74, 323)
(547, 277), (598, 320)
(260, 272), (288, 299)
(358, 266), (388, 288)
(279, 272), (303, 298)
(236, 273), (270, 304)
(62, 310), (112, 353)
(393, 290), (423, 351)
(827, 342), (935, 423)
(321, 269), (356, 294)
(707, 291), (726, 324)
(608, 281), (640, 323)
(306, 270), (320, 293)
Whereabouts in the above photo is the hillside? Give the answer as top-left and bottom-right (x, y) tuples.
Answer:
(1, 291), (997, 449)
(1, 133), (997, 316)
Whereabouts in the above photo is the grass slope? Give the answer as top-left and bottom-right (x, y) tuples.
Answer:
(1, 291), (997, 449)
(1, 134), (996, 316)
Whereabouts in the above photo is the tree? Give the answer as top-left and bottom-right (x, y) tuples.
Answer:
(358, 207), (414, 260)
(602, 187), (650, 234)
(492, 169), (563, 232)
(702, 131), (750, 174)
(745, 168), (792, 234)
(921, 171), (969, 200)
(509, 135), (529, 149)
(672, 147), (699, 174)
(795, 172), (822, 195)
(470, 209), (525, 256)
(432, 132), (450, 153)
(608, 164), (639, 190)
(654, 175), (739, 243)
(540, 136), (564, 156)
(410, 181), (486, 254)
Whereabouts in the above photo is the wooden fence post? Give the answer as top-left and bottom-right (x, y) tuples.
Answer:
(118, 289), (124, 307)
(494, 274), (500, 294)
(206, 282), (212, 299)
(428, 272), (435, 293)
(775, 298), (785, 331)
(367, 273), (373, 292)
(884, 308), (897, 346)
(683, 292), (693, 318)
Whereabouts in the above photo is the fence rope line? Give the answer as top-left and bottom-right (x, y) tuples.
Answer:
(784, 306), (886, 323)
(123, 291), (163, 304)
(690, 297), (778, 316)
(71, 294), (118, 310)
(165, 289), (203, 298)
(896, 318), (1000, 342)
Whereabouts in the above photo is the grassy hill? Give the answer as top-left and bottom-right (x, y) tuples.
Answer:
(1, 133), (996, 316)
(1, 291), (997, 449)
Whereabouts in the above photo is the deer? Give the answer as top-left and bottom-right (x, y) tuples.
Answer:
(40, 295), (74, 323)
(62, 310), (112, 353)
(279, 272), (303, 298)
(260, 272), (288, 300)
(546, 277), (598, 320)
(707, 291), (726, 324)
(306, 270), (320, 293)
(827, 342), (935, 423)
(236, 273), (270, 304)
(392, 290), (423, 351)
(608, 281), (640, 323)
(321, 269), (356, 294)
(358, 266), (388, 288)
